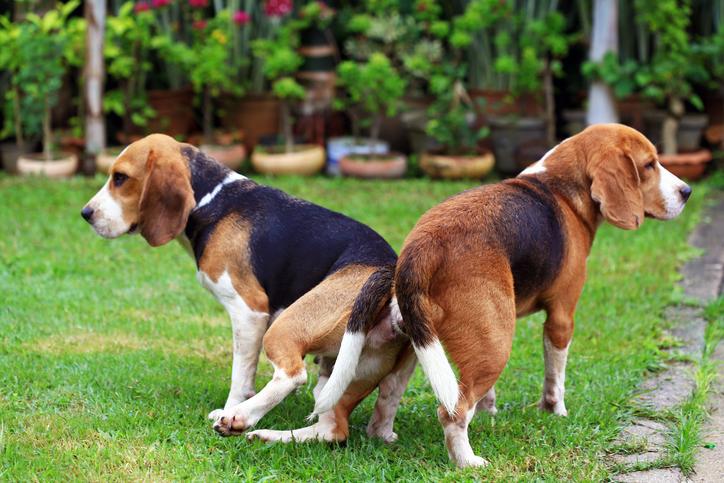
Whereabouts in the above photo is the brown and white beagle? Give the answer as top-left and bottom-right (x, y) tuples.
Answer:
(81, 134), (415, 443)
(321, 124), (692, 467)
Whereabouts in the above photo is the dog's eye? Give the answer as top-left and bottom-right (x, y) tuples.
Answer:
(645, 161), (656, 170)
(112, 172), (128, 187)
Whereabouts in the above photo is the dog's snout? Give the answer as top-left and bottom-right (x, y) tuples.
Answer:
(81, 206), (94, 222)
(679, 185), (692, 203)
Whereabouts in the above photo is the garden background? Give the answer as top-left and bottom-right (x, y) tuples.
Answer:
(0, 0), (723, 481)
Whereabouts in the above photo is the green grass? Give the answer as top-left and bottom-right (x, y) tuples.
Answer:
(0, 173), (713, 480)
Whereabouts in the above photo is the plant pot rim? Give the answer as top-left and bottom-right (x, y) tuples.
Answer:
(255, 144), (322, 155)
(19, 152), (77, 162)
(343, 152), (406, 162)
(659, 149), (712, 165)
(489, 116), (545, 127)
(423, 150), (492, 159)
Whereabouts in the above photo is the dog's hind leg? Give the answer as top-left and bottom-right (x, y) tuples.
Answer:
(366, 345), (416, 443)
(539, 302), (576, 416)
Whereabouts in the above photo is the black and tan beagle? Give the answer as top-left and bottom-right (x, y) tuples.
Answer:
(313, 124), (692, 467)
(82, 134), (415, 443)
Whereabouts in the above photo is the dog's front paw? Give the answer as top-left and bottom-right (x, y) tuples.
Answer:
(459, 455), (489, 468)
(212, 410), (250, 436)
(208, 408), (225, 421)
(538, 397), (568, 416)
(366, 425), (398, 444)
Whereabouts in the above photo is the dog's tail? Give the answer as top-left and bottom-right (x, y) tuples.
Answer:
(310, 265), (395, 418)
(396, 241), (459, 417)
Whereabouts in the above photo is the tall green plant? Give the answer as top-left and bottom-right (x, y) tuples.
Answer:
(335, 52), (407, 148)
(0, 0), (81, 159)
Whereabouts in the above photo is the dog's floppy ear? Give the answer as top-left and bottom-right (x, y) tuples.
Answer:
(139, 149), (195, 246)
(588, 148), (644, 230)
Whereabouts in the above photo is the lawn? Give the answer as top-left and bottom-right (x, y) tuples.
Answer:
(0, 172), (712, 480)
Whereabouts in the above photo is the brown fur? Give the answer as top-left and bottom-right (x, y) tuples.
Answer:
(394, 124), (690, 464)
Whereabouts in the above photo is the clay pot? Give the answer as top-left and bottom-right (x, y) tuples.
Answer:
(219, 94), (280, 151)
(17, 152), (78, 178)
(200, 143), (247, 171)
(339, 153), (406, 179)
(659, 149), (712, 181)
(95, 147), (125, 174)
(469, 89), (543, 117)
(251, 144), (325, 176)
(489, 116), (547, 174)
(420, 151), (495, 180)
(644, 111), (709, 152)
(147, 87), (196, 137)
(326, 137), (389, 176)
(0, 141), (28, 174)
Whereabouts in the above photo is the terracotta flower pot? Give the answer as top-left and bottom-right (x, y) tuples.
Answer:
(96, 147), (125, 174)
(251, 144), (325, 176)
(17, 152), (78, 178)
(420, 151), (495, 180)
(200, 143), (247, 171)
(659, 149), (712, 181)
(147, 87), (196, 137)
(219, 94), (281, 151)
(339, 153), (407, 179)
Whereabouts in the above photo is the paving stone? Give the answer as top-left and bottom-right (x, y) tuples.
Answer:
(610, 451), (664, 466)
(616, 419), (669, 448)
(615, 467), (687, 483)
(692, 343), (724, 483)
(637, 363), (696, 411)
(665, 306), (707, 357)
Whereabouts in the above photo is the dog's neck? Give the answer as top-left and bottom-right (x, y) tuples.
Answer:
(181, 146), (251, 262)
(519, 145), (602, 248)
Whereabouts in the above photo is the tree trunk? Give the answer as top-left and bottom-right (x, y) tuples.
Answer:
(543, 58), (556, 145)
(43, 98), (52, 161)
(203, 84), (213, 145)
(370, 114), (382, 149)
(12, 86), (24, 148)
(586, 0), (619, 125)
(662, 96), (684, 155)
(84, 0), (106, 174)
(282, 100), (293, 153)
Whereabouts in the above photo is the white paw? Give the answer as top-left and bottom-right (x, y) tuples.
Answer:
(369, 429), (398, 444)
(208, 408), (225, 421)
(538, 397), (568, 416)
(458, 455), (489, 468)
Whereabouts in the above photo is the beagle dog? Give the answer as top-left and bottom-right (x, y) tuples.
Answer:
(81, 134), (415, 443)
(321, 124), (691, 467)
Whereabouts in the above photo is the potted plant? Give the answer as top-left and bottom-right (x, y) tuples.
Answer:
(335, 52), (408, 179)
(182, 10), (247, 170)
(250, 10), (325, 175)
(218, 0), (292, 151)
(457, 0), (573, 173)
(420, 67), (494, 180)
(633, 0), (711, 179)
(104, 1), (156, 143)
(7, 1), (81, 177)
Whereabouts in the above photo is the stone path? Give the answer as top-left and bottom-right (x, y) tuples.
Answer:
(613, 191), (724, 483)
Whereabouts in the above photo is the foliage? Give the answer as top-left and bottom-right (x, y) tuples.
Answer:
(0, 173), (711, 480)
(335, 53), (407, 144)
(0, 0), (81, 155)
(104, 2), (156, 131)
(456, 0), (574, 96)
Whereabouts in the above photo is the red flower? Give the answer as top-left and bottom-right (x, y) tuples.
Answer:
(189, 0), (209, 8)
(192, 19), (208, 30)
(134, 1), (151, 13)
(152, 0), (170, 8)
(233, 10), (251, 25)
(264, 0), (293, 17)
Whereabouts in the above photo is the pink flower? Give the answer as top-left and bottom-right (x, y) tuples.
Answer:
(192, 19), (208, 30)
(233, 10), (251, 25)
(189, 0), (209, 8)
(134, 1), (151, 13)
(152, 0), (170, 8)
(264, 0), (293, 17)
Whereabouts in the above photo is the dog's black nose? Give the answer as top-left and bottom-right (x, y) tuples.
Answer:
(81, 206), (94, 222)
(680, 185), (692, 202)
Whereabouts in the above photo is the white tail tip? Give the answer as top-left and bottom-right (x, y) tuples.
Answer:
(309, 331), (366, 418)
(414, 339), (459, 417)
